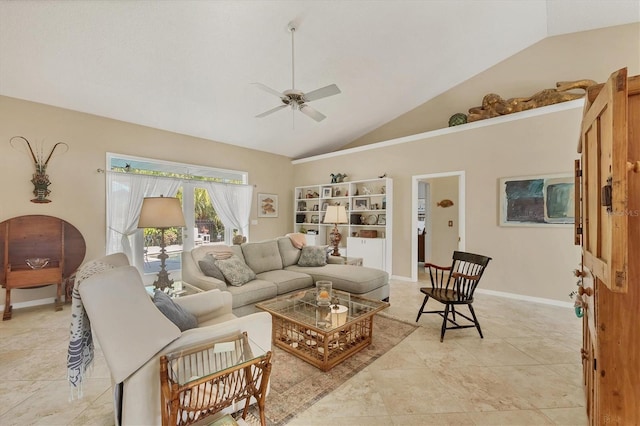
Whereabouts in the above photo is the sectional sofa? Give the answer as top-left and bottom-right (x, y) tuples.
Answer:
(182, 236), (390, 316)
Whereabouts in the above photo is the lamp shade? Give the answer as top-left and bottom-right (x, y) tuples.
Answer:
(137, 196), (186, 228)
(323, 205), (348, 224)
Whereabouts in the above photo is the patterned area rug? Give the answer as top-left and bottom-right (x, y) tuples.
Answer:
(243, 314), (418, 425)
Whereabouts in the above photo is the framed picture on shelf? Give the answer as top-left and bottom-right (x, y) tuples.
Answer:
(312, 204), (319, 211)
(311, 215), (319, 224)
(321, 202), (328, 211)
(297, 201), (306, 211)
(377, 214), (386, 225)
(258, 193), (278, 218)
(322, 187), (332, 198)
(353, 197), (370, 210)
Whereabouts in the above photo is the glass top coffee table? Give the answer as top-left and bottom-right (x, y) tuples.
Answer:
(256, 289), (389, 371)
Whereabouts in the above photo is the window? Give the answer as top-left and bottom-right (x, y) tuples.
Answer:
(106, 153), (248, 283)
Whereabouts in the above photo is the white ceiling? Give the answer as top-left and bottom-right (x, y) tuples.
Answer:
(1, 1), (638, 159)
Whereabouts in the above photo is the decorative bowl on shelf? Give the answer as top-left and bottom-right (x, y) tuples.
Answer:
(25, 258), (50, 269)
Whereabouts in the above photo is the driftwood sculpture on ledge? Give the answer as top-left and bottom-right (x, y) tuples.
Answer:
(467, 79), (597, 122)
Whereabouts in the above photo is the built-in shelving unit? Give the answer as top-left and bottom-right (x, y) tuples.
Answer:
(294, 178), (392, 272)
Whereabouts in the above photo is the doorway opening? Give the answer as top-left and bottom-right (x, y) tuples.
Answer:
(411, 171), (465, 282)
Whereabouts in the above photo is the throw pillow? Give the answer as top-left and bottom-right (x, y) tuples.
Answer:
(297, 245), (328, 267)
(213, 255), (256, 287)
(153, 290), (198, 332)
(198, 254), (227, 282)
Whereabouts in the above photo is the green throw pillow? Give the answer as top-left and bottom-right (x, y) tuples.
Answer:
(297, 245), (328, 267)
(199, 254), (227, 283)
(214, 255), (256, 286)
(153, 290), (198, 332)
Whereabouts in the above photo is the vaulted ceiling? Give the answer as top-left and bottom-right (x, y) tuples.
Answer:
(1, 1), (638, 159)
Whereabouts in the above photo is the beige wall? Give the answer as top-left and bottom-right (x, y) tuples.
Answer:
(0, 96), (293, 306)
(294, 105), (583, 302)
(425, 176), (459, 266)
(343, 23), (640, 149)
(298, 22), (638, 302)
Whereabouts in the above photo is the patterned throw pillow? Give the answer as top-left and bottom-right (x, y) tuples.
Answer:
(297, 245), (328, 267)
(153, 290), (198, 332)
(198, 254), (227, 283)
(213, 255), (256, 286)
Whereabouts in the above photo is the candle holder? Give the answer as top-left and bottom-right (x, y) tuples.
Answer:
(315, 280), (332, 306)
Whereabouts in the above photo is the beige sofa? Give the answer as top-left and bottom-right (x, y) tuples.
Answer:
(182, 236), (389, 316)
(77, 253), (271, 425)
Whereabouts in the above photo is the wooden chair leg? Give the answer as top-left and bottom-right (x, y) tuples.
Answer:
(415, 295), (430, 322)
(450, 305), (457, 322)
(468, 304), (483, 338)
(440, 304), (450, 342)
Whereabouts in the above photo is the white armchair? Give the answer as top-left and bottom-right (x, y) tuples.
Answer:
(77, 254), (271, 425)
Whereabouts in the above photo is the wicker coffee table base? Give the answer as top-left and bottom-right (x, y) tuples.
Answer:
(271, 313), (376, 371)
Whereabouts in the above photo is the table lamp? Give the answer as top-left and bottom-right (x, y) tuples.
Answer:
(323, 205), (348, 256)
(138, 195), (186, 290)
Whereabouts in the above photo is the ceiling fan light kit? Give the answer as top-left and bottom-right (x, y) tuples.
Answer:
(254, 22), (341, 122)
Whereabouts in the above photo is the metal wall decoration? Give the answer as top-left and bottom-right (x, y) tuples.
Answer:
(10, 136), (69, 203)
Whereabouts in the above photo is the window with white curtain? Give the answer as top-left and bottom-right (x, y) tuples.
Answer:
(106, 153), (249, 282)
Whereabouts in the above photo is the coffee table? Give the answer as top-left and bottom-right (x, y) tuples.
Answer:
(256, 289), (389, 371)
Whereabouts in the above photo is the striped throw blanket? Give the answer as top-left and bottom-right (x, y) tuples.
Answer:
(67, 260), (115, 399)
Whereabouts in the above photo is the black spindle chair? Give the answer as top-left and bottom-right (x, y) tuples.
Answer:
(415, 251), (492, 342)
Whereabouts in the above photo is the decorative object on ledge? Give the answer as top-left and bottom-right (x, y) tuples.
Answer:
(448, 113), (468, 127)
(437, 199), (454, 208)
(232, 234), (247, 245)
(9, 136), (69, 203)
(137, 195), (186, 290)
(330, 173), (348, 183)
(467, 79), (597, 123)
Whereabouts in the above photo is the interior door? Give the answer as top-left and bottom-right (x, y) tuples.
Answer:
(579, 68), (629, 293)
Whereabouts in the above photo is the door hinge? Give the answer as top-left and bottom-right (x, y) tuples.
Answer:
(576, 226), (583, 235)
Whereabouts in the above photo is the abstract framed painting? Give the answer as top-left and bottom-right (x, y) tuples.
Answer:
(499, 173), (574, 226)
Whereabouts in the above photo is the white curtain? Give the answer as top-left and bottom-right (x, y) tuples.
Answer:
(106, 173), (180, 261)
(203, 182), (253, 238)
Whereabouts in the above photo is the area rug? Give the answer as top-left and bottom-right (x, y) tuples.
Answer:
(246, 314), (418, 425)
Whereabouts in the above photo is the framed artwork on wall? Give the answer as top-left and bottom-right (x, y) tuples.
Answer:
(499, 173), (574, 226)
(258, 193), (278, 218)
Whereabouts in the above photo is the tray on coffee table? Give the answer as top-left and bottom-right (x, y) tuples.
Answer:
(256, 290), (389, 371)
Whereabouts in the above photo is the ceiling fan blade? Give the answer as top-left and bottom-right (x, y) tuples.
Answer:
(304, 84), (341, 102)
(299, 104), (326, 122)
(256, 104), (288, 118)
(252, 82), (284, 98)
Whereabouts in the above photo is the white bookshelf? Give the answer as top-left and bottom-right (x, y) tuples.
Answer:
(294, 177), (392, 273)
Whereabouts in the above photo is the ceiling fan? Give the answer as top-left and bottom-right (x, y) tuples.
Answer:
(253, 23), (341, 122)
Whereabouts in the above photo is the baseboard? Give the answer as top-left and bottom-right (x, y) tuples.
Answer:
(390, 274), (414, 282)
(475, 288), (573, 308)
(0, 297), (58, 312)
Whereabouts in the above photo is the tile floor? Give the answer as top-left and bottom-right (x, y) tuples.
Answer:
(0, 276), (587, 425)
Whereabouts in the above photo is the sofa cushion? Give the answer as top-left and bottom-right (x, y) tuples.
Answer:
(198, 254), (226, 283)
(214, 255), (256, 287)
(297, 245), (328, 267)
(241, 240), (283, 274)
(256, 270), (313, 295)
(153, 290), (198, 332)
(285, 264), (388, 294)
(277, 236), (301, 267)
(225, 279), (278, 309)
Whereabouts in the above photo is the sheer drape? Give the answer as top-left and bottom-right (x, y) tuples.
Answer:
(106, 173), (180, 262)
(203, 182), (253, 238)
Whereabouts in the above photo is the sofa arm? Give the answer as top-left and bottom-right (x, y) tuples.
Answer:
(184, 275), (227, 292)
(173, 289), (232, 323)
(327, 256), (345, 265)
